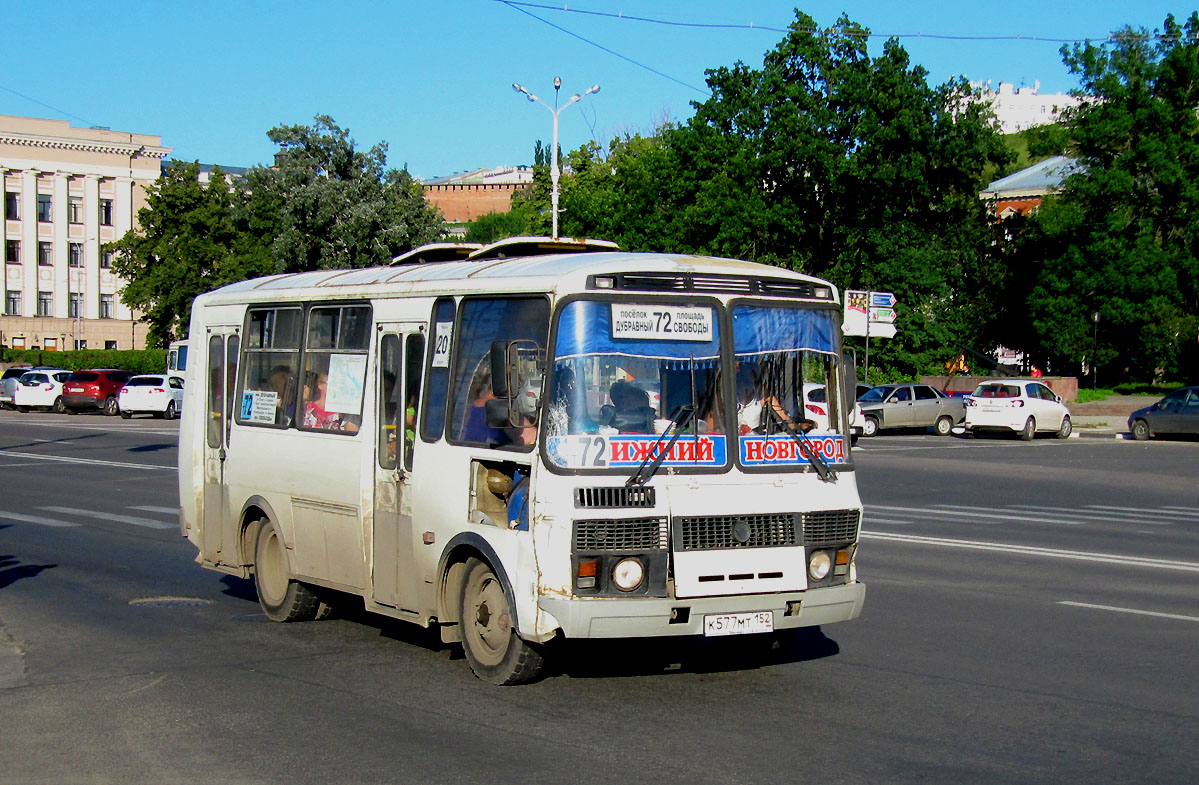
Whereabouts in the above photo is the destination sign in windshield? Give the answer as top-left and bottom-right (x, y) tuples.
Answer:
(610, 304), (713, 341)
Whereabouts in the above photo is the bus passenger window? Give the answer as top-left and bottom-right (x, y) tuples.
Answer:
(420, 298), (456, 443)
(238, 307), (302, 427)
(404, 333), (424, 470)
(300, 304), (371, 434)
(378, 334), (401, 469)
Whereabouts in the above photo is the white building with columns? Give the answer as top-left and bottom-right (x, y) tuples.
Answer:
(1, 114), (170, 351)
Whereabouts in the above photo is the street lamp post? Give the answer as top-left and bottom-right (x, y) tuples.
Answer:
(512, 77), (600, 239)
(1091, 311), (1100, 389)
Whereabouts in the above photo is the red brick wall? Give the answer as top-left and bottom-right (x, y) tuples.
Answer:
(423, 183), (530, 223)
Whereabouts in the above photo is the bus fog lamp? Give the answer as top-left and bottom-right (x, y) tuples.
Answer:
(808, 551), (831, 581)
(612, 558), (645, 591)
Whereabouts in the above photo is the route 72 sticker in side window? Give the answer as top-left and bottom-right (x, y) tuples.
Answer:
(610, 304), (713, 341)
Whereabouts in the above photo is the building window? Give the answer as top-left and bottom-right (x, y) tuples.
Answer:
(68, 293), (82, 318)
(99, 293), (114, 319)
(69, 243), (83, 267)
(11, 336), (25, 350)
(99, 199), (113, 226)
(68, 196), (84, 224)
(38, 241), (53, 266)
(100, 250), (113, 269)
(37, 193), (52, 222)
(74, 339), (87, 350)
(44, 337), (57, 351)
(104, 340), (118, 350)
(37, 291), (53, 317)
(5, 291), (21, 315)
(3, 192), (17, 220)
(6, 240), (20, 263)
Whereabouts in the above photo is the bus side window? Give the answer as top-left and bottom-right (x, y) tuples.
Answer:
(378, 334), (402, 469)
(300, 304), (370, 434)
(404, 333), (424, 471)
(420, 298), (455, 442)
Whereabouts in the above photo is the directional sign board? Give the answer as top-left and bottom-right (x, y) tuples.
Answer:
(844, 290), (898, 337)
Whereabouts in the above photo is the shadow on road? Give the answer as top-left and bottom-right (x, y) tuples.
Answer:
(0, 432), (104, 451)
(219, 575), (259, 603)
(127, 443), (175, 453)
(0, 554), (57, 589)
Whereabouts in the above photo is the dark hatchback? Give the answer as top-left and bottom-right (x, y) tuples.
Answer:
(1128, 386), (1199, 440)
(62, 369), (134, 415)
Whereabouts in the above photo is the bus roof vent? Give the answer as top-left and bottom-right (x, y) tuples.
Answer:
(391, 242), (483, 265)
(588, 272), (819, 299)
(468, 236), (620, 260)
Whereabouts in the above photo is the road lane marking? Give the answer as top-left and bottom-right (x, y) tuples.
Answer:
(0, 450), (173, 472)
(1087, 505), (1199, 518)
(130, 506), (180, 515)
(38, 506), (175, 530)
(929, 503), (1087, 525)
(0, 510), (81, 528)
(1162, 506), (1199, 512)
(1057, 601), (1199, 623)
(861, 530), (1199, 572)
(1009, 504), (1182, 524)
(869, 504), (1080, 525)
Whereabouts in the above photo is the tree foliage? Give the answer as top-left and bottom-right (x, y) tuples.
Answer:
(1009, 13), (1199, 381)
(107, 160), (275, 345)
(552, 12), (1011, 376)
(110, 117), (445, 346)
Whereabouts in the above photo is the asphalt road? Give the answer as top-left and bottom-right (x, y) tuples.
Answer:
(0, 412), (1195, 785)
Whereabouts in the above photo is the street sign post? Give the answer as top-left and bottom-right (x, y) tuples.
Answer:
(844, 290), (899, 381)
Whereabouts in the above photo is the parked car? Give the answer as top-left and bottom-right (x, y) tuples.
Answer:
(13, 370), (73, 412)
(62, 369), (134, 415)
(1, 365), (61, 408)
(857, 383), (966, 437)
(118, 374), (185, 419)
(804, 383), (864, 436)
(1127, 386), (1199, 440)
(964, 380), (1072, 440)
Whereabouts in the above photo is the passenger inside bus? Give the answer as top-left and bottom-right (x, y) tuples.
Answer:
(303, 373), (359, 432)
(600, 380), (655, 434)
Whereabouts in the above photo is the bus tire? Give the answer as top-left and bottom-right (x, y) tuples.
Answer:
(459, 557), (544, 685)
(253, 519), (320, 622)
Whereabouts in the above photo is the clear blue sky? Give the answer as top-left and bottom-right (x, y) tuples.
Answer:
(1, 2), (1188, 180)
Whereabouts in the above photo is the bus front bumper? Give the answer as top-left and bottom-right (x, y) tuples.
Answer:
(538, 581), (865, 639)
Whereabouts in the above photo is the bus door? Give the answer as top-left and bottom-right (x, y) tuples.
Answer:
(203, 328), (239, 564)
(372, 325), (426, 610)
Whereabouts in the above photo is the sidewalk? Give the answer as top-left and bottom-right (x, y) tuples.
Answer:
(1069, 395), (1160, 437)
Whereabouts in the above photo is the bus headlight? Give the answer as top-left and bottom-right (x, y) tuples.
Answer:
(808, 551), (831, 581)
(612, 558), (645, 591)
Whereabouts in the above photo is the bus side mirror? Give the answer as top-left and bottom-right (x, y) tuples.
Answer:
(490, 341), (511, 398)
(842, 350), (858, 411)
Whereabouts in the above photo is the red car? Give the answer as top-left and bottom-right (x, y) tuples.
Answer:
(62, 369), (134, 415)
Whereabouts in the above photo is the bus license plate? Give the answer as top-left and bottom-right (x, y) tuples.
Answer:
(703, 611), (774, 637)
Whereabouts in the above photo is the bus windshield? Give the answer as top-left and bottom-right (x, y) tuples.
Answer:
(544, 299), (725, 471)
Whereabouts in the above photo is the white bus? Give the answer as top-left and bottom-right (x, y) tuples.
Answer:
(178, 238), (866, 684)
(167, 339), (188, 376)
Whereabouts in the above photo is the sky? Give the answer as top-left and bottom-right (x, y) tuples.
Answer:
(1, 2), (1190, 180)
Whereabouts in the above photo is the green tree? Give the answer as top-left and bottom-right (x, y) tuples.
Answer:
(250, 115), (444, 271)
(107, 161), (274, 346)
(558, 12), (1011, 376)
(1011, 13), (1199, 381)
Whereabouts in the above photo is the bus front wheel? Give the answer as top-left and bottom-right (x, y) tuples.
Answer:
(459, 557), (544, 685)
(253, 519), (320, 622)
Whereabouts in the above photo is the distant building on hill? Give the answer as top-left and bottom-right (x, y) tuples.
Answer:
(980, 155), (1077, 218)
(973, 80), (1083, 134)
(422, 166), (533, 223)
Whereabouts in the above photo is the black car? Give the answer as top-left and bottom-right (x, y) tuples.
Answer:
(1128, 386), (1199, 440)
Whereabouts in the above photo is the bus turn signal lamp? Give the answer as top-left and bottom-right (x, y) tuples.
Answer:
(834, 548), (851, 576)
(577, 558), (598, 589)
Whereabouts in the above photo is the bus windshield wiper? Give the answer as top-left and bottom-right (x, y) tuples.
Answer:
(784, 426), (837, 483)
(626, 405), (694, 488)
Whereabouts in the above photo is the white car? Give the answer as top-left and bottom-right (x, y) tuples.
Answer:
(13, 370), (72, 413)
(118, 374), (185, 419)
(964, 379), (1072, 440)
(802, 383), (859, 434)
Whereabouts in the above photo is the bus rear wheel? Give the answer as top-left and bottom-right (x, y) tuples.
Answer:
(459, 557), (544, 685)
(254, 519), (320, 622)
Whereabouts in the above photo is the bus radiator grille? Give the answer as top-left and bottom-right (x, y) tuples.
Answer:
(801, 509), (861, 545)
(574, 517), (670, 551)
(675, 514), (799, 551)
(574, 486), (656, 509)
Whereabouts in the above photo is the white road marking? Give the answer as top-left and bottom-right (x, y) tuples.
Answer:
(129, 506), (179, 515)
(863, 517), (913, 525)
(1057, 601), (1199, 623)
(1087, 505), (1199, 518)
(0, 450), (173, 472)
(869, 504), (1079, 525)
(929, 503), (1087, 525)
(862, 530), (1199, 572)
(1008, 504), (1181, 524)
(1162, 506), (1199, 512)
(39, 506), (175, 530)
(0, 510), (80, 528)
